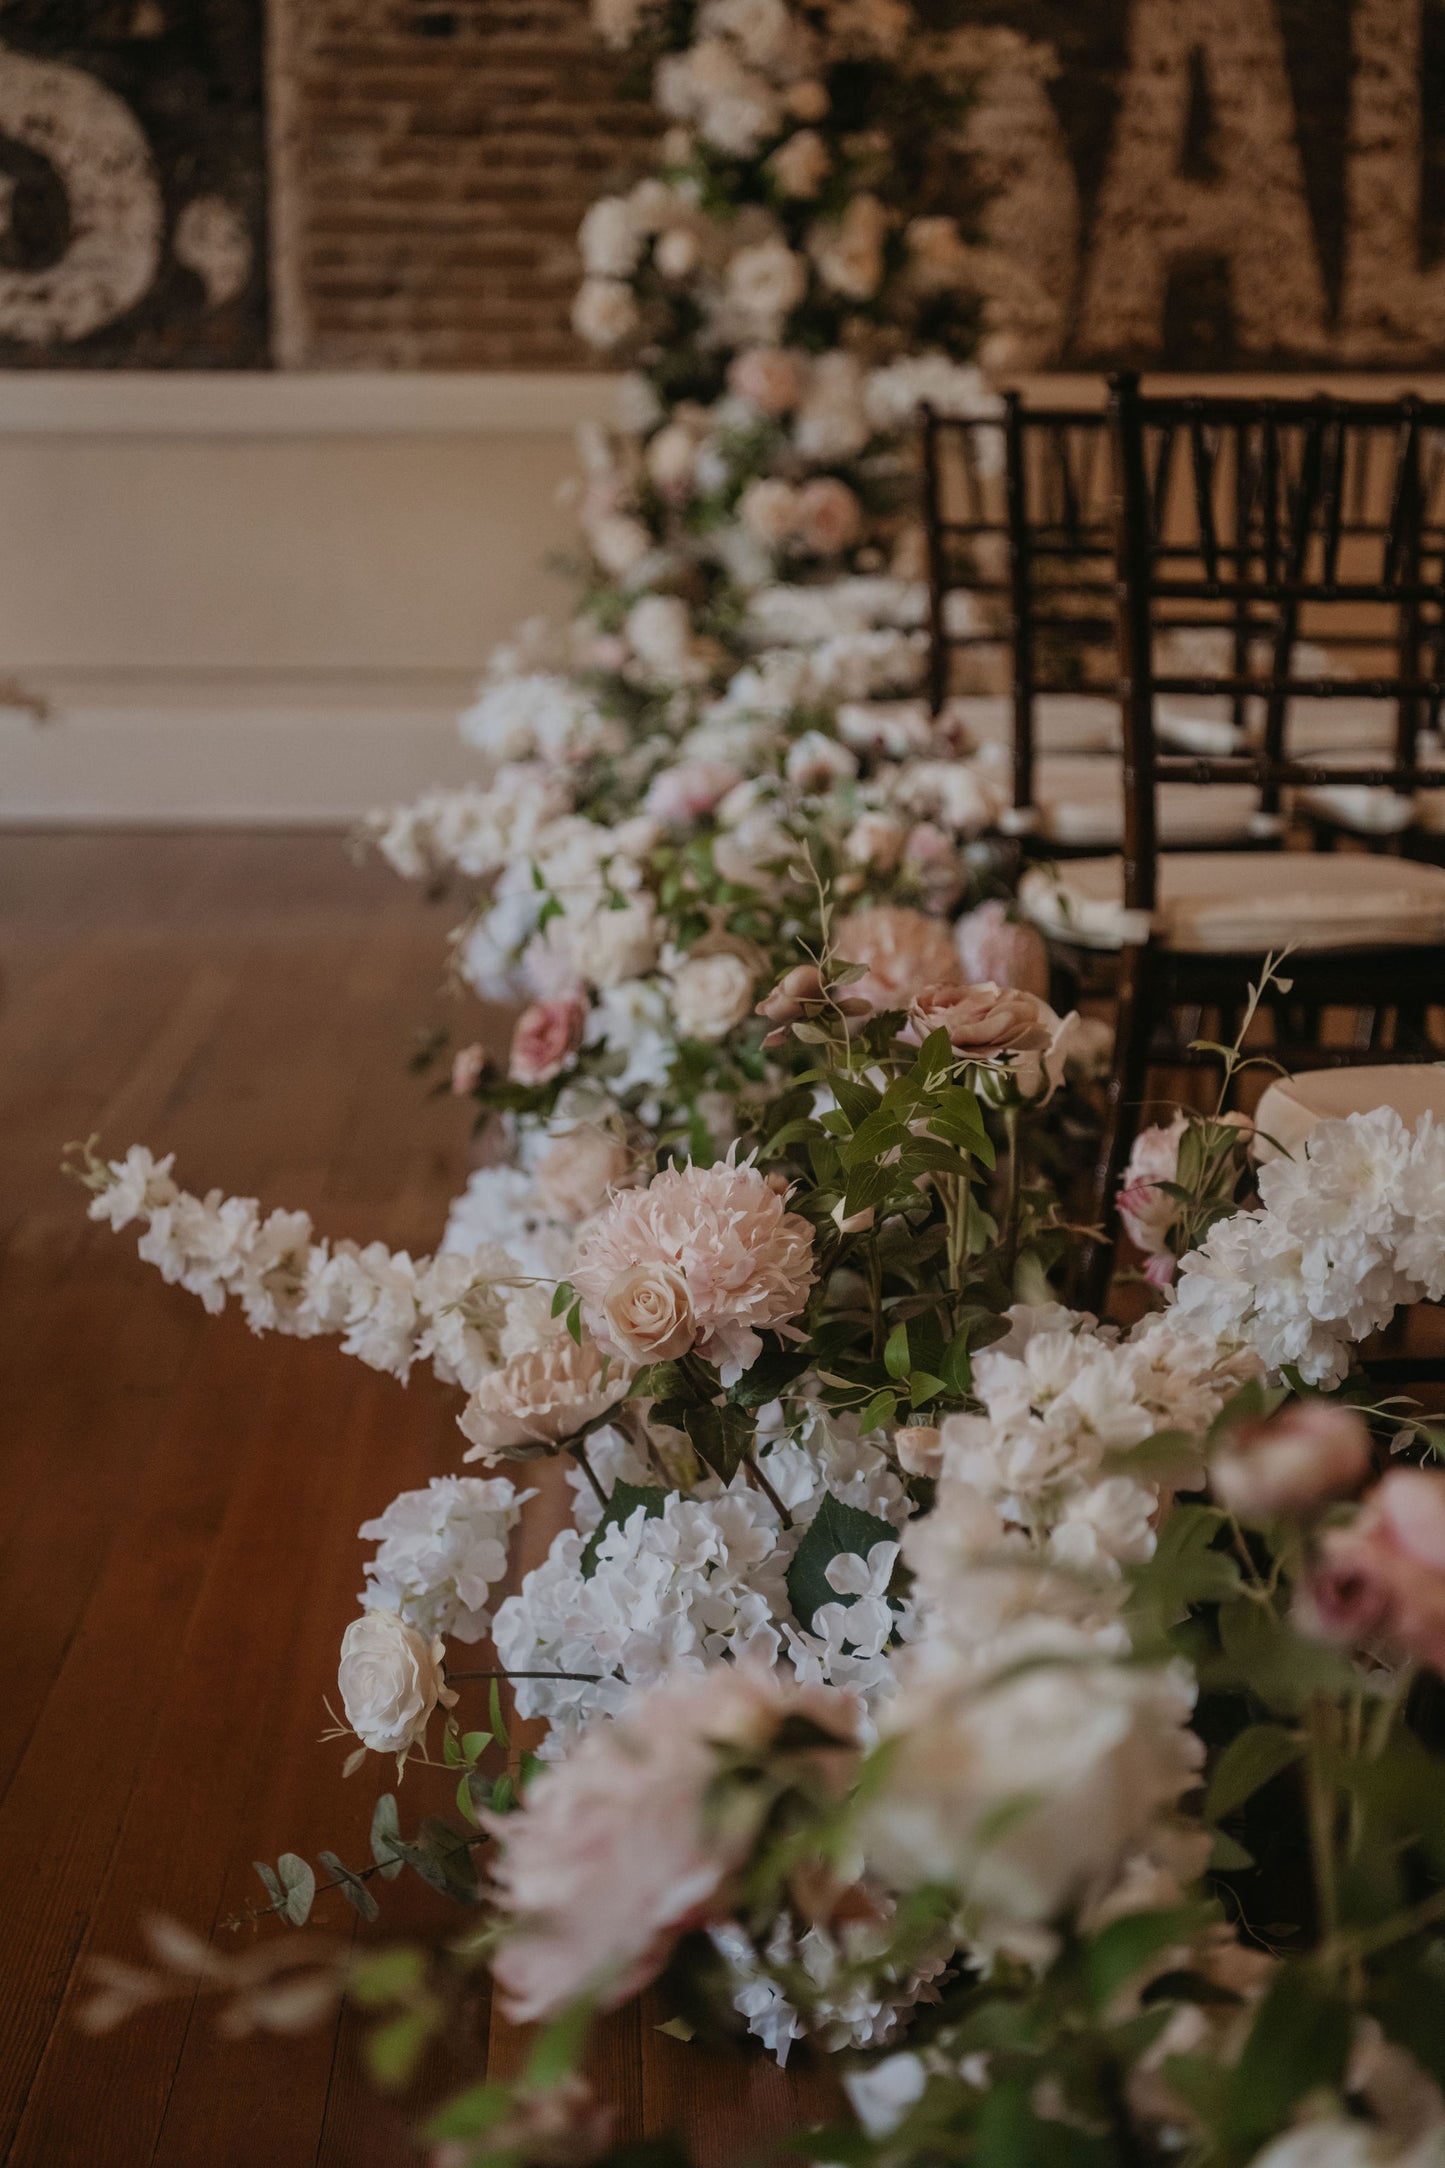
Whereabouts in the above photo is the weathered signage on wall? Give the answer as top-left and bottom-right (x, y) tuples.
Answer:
(0, 0), (265, 366)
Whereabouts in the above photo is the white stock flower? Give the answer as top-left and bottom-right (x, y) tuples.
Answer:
(359, 1474), (525, 1642)
(337, 1609), (454, 1760)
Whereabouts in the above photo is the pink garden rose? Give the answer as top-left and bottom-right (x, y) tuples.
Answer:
(901, 981), (1077, 1102)
(1210, 1401), (1373, 1522)
(508, 996), (587, 1087)
(1117, 1113), (1190, 1287)
(644, 758), (742, 826)
(834, 905), (963, 1014)
(1304, 1467), (1445, 1673)
(954, 899), (1049, 999)
(487, 1665), (859, 2022)
(792, 476), (863, 555)
(571, 1155), (815, 1383)
(727, 345), (807, 415)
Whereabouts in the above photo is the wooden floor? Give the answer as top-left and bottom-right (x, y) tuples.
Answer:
(0, 833), (828, 2168)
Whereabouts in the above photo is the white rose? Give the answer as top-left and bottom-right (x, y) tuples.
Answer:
(572, 277), (640, 350)
(726, 239), (808, 334)
(588, 512), (653, 577)
(646, 421), (699, 495)
(561, 897), (660, 988)
(671, 951), (757, 1041)
(655, 226), (701, 280)
(602, 1261), (696, 1363)
(739, 475), (798, 546)
(626, 593), (694, 672)
(338, 1609), (453, 1758)
(809, 193), (889, 300)
(579, 195), (641, 278)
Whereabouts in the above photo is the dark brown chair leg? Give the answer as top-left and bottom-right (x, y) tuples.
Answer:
(1080, 942), (1155, 1315)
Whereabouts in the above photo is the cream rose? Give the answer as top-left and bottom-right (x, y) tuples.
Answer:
(536, 1126), (636, 1224)
(671, 951), (757, 1042)
(338, 1609), (454, 1759)
(601, 1260), (696, 1363)
(460, 1337), (628, 1462)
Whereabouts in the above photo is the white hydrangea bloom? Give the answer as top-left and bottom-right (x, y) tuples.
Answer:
(360, 1473), (527, 1641)
(458, 673), (624, 767)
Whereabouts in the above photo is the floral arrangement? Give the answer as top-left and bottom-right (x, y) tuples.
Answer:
(75, 1085), (1445, 2168)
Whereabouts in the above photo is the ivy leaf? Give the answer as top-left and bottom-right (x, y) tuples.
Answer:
(1205, 1723), (1304, 1821)
(580, 1480), (669, 1577)
(683, 1401), (754, 1484)
(787, 1492), (898, 1632)
(277, 1852), (316, 1927)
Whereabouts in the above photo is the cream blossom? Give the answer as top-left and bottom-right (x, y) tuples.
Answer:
(727, 345), (807, 414)
(809, 193), (889, 299)
(487, 1665), (858, 2022)
(1210, 1401), (1372, 1523)
(536, 1125), (636, 1224)
(572, 276), (640, 349)
(337, 1609), (455, 1761)
(834, 905), (963, 1014)
(670, 950), (758, 1041)
(725, 238), (808, 335)
(739, 475), (799, 546)
(460, 1336), (629, 1462)
(572, 1156), (815, 1381)
(793, 476), (863, 555)
(768, 128), (829, 197)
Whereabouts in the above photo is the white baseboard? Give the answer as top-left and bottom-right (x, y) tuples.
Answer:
(0, 670), (486, 825)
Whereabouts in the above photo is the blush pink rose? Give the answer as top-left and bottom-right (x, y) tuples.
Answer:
(644, 759), (742, 826)
(727, 345), (807, 415)
(1211, 1401), (1373, 1523)
(901, 981), (1051, 1059)
(1116, 1112), (1190, 1282)
(508, 996), (587, 1086)
(1304, 1468), (1445, 1672)
(954, 899), (1049, 999)
(793, 476), (863, 556)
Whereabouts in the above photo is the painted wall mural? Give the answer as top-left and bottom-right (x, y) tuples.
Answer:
(0, 0), (264, 366)
(0, 0), (1439, 369)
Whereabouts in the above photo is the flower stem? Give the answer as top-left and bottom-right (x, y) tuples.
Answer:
(570, 1437), (608, 1508)
(744, 1451), (793, 1528)
(1001, 1104), (1022, 1288)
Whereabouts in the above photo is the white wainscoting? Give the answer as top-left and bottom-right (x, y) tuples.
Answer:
(0, 372), (620, 825)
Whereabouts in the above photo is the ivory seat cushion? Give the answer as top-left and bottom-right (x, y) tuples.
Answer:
(950, 693), (1120, 755)
(1293, 733), (1445, 836)
(1019, 850), (1445, 953)
(1254, 1064), (1445, 1163)
(1014, 757), (1275, 848)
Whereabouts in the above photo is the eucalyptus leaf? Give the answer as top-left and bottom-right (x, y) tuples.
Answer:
(277, 1852), (316, 1927)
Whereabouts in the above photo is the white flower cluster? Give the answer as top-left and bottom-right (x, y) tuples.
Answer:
(1173, 1109), (1445, 1386)
(359, 1473), (526, 1642)
(85, 1144), (555, 1398)
(490, 1417), (915, 1755)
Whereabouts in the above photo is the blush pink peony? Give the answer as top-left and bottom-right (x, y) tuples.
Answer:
(834, 905), (963, 1014)
(459, 1336), (628, 1462)
(954, 899), (1049, 998)
(1117, 1112), (1190, 1286)
(487, 1665), (859, 2022)
(571, 1155), (815, 1382)
(792, 475), (863, 555)
(508, 997), (588, 1087)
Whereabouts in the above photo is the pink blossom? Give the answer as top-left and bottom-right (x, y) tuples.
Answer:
(902, 821), (965, 911)
(450, 1042), (488, 1096)
(954, 899), (1049, 998)
(727, 345), (807, 415)
(644, 759), (742, 827)
(487, 1666), (858, 2022)
(1304, 1468), (1445, 1672)
(1116, 1113), (1189, 1267)
(834, 905), (963, 1014)
(792, 476), (863, 555)
(1211, 1401), (1373, 1522)
(508, 997), (587, 1087)
(571, 1155), (815, 1382)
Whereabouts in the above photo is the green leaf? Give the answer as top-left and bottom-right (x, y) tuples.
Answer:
(1084, 1903), (1218, 2016)
(349, 1945), (426, 2006)
(550, 1279), (575, 1319)
(1205, 1723), (1304, 1821)
(489, 1678), (509, 1750)
(1221, 1968), (1351, 2154)
(630, 1359), (690, 1405)
(253, 1860), (284, 1908)
(786, 1491), (898, 1632)
(829, 1074), (881, 1127)
(883, 1320), (911, 1380)
(370, 1794), (404, 1880)
(655, 2015), (696, 2041)
(524, 1996), (594, 2089)
(461, 1730), (492, 1761)
(1209, 1829), (1256, 1872)
(366, 2006), (433, 2088)
(277, 1852), (316, 1927)
(422, 2080), (513, 2144)
(317, 1849), (380, 1923)
(580, 1480), (669, 1576)
(856, 1389), (898, 1433)
(683, 1400), (754, 1484)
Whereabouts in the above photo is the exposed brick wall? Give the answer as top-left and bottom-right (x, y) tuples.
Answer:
(270, 0), (656, 368)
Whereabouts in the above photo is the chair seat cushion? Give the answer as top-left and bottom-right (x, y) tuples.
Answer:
(1253, 1064), (1445, 1162)
(1019, 849), (1445, 953)
(950, 693), (1120, 755)
(1024, 758), (1273, 848)
(1156, 692), (1400, 761)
